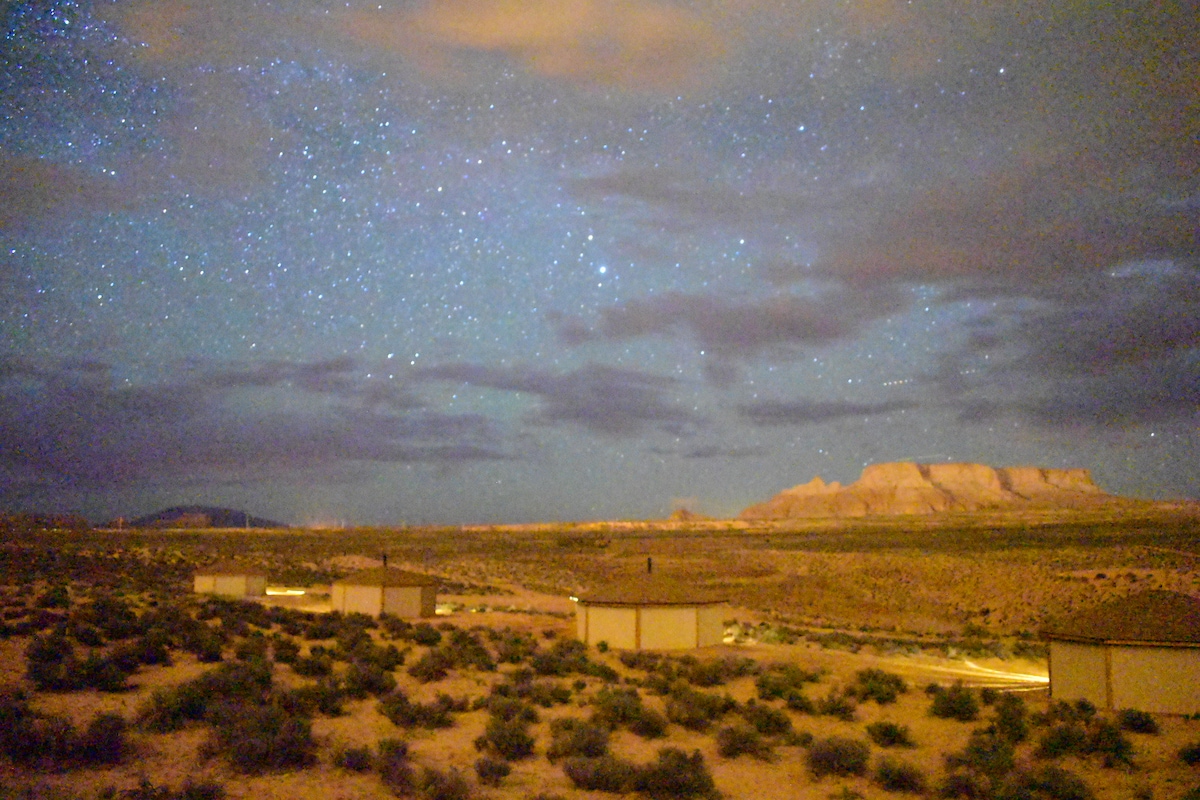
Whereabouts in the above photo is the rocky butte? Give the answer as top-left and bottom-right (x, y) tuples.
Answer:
(739, 462), (1170, 519)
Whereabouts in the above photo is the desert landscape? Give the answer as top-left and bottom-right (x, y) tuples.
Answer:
(2, 465), (1199, 800)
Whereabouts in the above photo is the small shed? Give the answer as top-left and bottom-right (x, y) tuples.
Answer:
(330, 567), (438, 618)
(1041, 590), (1200, 715)
(193, 562), (268, 598)
(573, 574), (727, 650)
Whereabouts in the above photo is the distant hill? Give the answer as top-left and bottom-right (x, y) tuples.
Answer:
(119, 506), (288, 529)
(740, 462), (1176, 519)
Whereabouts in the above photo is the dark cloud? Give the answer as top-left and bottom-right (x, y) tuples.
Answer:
(943, 266), (1200, 429)
(0, 357), (506, 497)
(737, 398), (918, 427)
(553, 289), (904, 383)
(0, 156), (133, 230)
(415, 362), (701, 436)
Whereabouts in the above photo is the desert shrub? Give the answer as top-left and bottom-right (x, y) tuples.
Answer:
(946, 729), (1016, 782)
(414, 766), (473, 800)
(344, 660), (397, 698)
(412, 622), (443, 646)
(291, 652), (333, 677)
(87, 594), (143, 640)
(77, 712), (128, 765)
(563, 755), (640, 792)
(484, 695), (540, 724)
(1088, 720), (1134, 767)
(492, 629), (538, 664)
(850, 668), (908, 705)
(1036, 723), (1089, 759)
(1179, 741), (1200, 765)
(940, 770), (990, 799)
(107, 777), (227, 800)
(282, 678), (344, 717)
(635, 747), (721, 800)
(334, 744), (374, 772)
(874, 756), (927, 793)
(547, 717), (610, 762)
(37, 584), (70, 609)
(930, 683), (980, 722)
(233, 635), (268, 662)
(522, 678), (573, 707)
(139, 682), (211, 732)
(996, 766), (1093, 800)
(408, 648), (454, 683)
(183, 628), (224, 663)
(203, 702), (316, 773)
(532, 638), (590, 676)
(740, 699), (792, 736)
(378, 690), (460, 729)
(619, 650), (663, 671)
(629, 706), (669, 738)
(78, 651), (134, 692)
(807, 736), (871, 778)
(25, 631), (84, 691)
(270, 635), (300, 663)
(677, 655), (758, 687)
(475, 755), (511, 786)
(785, 689), (816, 714)
(716, 723), (773, 759)
(445, 629), (496, 672)
(867, 721), (915, 748)
(991, 693), (1029, 743)
(592, 687), (648, 729)
(665, 686), (737, 731)
(816, 687), (858, 721)
(477, 715), (535, 761)
(1118, 709), (1159, 734)
(755, 663), (821, 701)
(378, 738), (415, 794)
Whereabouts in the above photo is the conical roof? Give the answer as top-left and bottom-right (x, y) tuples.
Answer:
(575, 574), (727, 606)
(1041, 590), (1200, 645)
(333, 567), (439, 588)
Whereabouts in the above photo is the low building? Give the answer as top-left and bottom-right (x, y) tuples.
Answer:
(193, 562), (268, 598)
(330, 567), (438, 618)
(573, 574), (727, 650)
(1041, 590), (1200, 714)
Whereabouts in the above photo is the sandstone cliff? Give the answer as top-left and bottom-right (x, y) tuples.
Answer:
(740, 462), (1121, 519)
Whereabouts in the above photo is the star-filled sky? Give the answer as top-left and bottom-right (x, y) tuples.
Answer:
(1, 0), (1196, 526)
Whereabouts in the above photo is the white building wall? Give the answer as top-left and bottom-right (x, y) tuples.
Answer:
(1049, 641), (1108, 708)
(580, 605), (638, 649)
(640, 606), (698, 649)
(1110, 646), (1200, 714)
(696, 604), (727, 647)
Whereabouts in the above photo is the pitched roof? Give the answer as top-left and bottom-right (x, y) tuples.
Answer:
(194, 561), (267, 577)
(575, 575), (727, 606)
(1041, 590), (1200, 645)
(333, 567), (440, 588)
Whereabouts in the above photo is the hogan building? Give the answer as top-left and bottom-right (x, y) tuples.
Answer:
(1041, 590), (1200, 715)
(330, 567), (439, 618)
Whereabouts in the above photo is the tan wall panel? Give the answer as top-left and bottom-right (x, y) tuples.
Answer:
(193, 575), (216, 593)
(335, 584), (384, 616)
(213, 575), (247, 597)
(583, 606), (638, 650)
(382, 586), (435, 617)
(640, 606), (698, 650)
(1049, 641), (1108, 707)
(245, 576), (267, 596)
(1110, 647), (1200, 715)
(696, 604), (727, 647)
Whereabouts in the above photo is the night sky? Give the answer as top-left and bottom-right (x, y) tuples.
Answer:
(1, 0), (1196, 526)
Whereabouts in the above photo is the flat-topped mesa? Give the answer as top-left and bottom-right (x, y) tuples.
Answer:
(740, 461), (1115, 519)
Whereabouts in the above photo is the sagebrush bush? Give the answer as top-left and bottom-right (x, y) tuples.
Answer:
(807, 736), (870, 778)
(1118, 709), (1159, 735)
(740, 699), (792, 736)
(202, 702), (316, 773)
(851, 668), (907, 705)
(816, 687), (858, 721)
(930, 683), (980, 722)
(874, 756), (927, 793)
(547, 717), (610, 762)
(414, 765), (474, 800)
(378, 690), (459, 729)
(378, 738), (415, 794)
(563, 754), (640, 792)
(1179, 741), (1200, 765)
(474, 755), (511, 786)
(866, 721), (915, 748)
(947, 729), (1016, 780)
(665, 686), (737, 731)
(997, 765), (1093, 800)
(477, 716), (535, 761)
(992, 693), (1029, 743)
(716, 723), (773, 760)
(408, 648), (454, 683)
(334, 744), (374, 772)
(635, 747), (721, 800)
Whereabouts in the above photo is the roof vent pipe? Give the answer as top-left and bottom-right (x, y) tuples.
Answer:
(647, 557), (652, 574)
